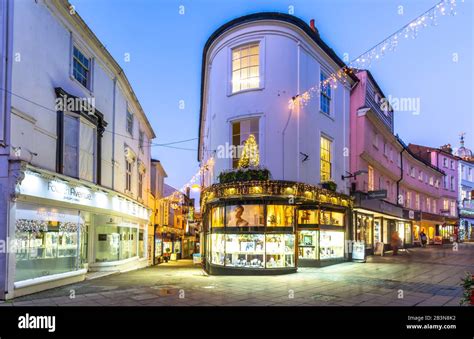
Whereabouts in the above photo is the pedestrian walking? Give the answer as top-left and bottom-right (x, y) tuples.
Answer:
(391, 231), (400, 256)
(419, 229), (427, 248)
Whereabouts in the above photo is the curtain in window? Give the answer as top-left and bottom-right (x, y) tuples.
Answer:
(63, 115), (79, 178)
(79, 122), (95, 182)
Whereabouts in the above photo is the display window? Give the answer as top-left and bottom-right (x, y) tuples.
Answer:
(225, 204), (264, 227)
(355, 214), (373, 248)
(173, 241), (181, 254)
(298, 230), (318, 260)
(413, 224), (420, 241)
(404, 223), (412, 245)
(320, 210), (344, 226)
(154, 238), (162, 259)
(396, 222), (405, 246)
(225, 234), (264, 268)
(210, 234), (225, 265)
(14, 203), (84, 282)
(139, 229), (145, 258)
(211, 206), (225, 227)
(298, 210), (319, 225)
(163, 240), (173, 255)
(265, 234), (295, 267)
(266, 205), (294, 227)
(319, 231), (344, 260)
(374, 219), (382, 243)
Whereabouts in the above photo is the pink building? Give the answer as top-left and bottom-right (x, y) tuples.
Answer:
(350, 70), (453, 252)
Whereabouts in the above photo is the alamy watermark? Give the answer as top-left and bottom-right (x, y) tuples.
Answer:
(55, 94), (96, 115)
(380, 95), (421, 115)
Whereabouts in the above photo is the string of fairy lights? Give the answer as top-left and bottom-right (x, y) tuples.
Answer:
(288, 0), (459, 109)
(167, 0), (461, 202)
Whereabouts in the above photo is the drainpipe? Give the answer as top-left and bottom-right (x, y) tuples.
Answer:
(111, 77), (117, 189)
(397, 148), (406, 206)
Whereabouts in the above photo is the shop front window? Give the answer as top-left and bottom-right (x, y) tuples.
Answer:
(298, 230), (318, 260)
(225, 204), (264, 227)
(374, 219), (382, 243)
(94, 215), (139, 263)
(265, 234), (295, 268)
(404, 223), (412, 245)
(225, 234), (264, 268)
(210, 233), (225, 266)
(211, 206), (225, 227)
(266, 205), (294, 227)
(320, 231), (344, 260)
(320, 210), (344, 226)
(355, 214), (373, 248)
(14, 203), (83, 282)
(154, 237), (162, 262)
(298, 210), (319, 225)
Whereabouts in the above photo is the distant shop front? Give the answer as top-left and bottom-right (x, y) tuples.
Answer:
(353, 193), (413, 254)
(6, 165), (150, 299)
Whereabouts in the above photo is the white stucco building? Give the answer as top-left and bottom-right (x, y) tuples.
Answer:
(198, 13), (357, 192)
(0, 0), (155, 298)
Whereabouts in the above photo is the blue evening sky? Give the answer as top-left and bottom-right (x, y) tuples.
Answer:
(71, 0), (473, 190)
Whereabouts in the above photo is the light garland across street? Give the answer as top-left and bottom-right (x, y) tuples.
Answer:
(288, 0), (459, 109)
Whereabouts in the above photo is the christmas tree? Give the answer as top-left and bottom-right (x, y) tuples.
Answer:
(238, 134), (260, 168)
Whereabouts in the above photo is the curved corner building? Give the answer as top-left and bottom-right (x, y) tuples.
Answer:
(198, 13), (357, 274)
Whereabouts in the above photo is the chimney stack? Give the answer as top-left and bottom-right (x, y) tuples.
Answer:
(309, 19), (319, 36)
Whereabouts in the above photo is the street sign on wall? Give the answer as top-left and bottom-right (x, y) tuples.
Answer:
(367, 190), (387, 199)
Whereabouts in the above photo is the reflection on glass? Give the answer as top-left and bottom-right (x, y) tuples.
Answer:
(374, 219), (381, 243)
(320, 231), (344, 260)
(266, 205), (294, 226)
(226, 205), (264, 227)
(404, 223), (412, 244)
(211, 206), (225, 227)
(298, 210), (318, 225)
(298, 230), (318, 260)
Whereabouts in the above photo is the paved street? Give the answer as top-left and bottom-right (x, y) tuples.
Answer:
(2, 243), (473, 307)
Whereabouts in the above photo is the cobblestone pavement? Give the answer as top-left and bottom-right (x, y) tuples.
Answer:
(2, 243), (473, 307)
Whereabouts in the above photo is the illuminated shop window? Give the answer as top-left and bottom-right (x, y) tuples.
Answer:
(225, 204), (264, 227)
(298, 210), (319, 225)
(231, 43), (260, 93)
(319, 210), (344, 226)
(298, 230), (318, 260)
(211, 206), (225, 227)
(320, 136), (332, 181)
(319, 231), (344, 260)
(266, 205), (294, 227)
(225, 234), (264, 268)
(265, 234), (295, 268)
(210, 233), (225, 266)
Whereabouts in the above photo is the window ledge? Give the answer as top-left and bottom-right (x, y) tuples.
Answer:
(319, 110), (334, 121)
(228, 87), (263, 97)
(70, 75), (93, 96)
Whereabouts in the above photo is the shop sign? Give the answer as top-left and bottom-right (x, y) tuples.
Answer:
(20, 171), (149, 220)
(367, 190), (387, 199)
(374, 242), (384, 256)
(352, 242), (366, 262)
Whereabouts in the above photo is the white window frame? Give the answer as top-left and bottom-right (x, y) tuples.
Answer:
(320, 71), (332, 116)
(227, 37), (265, 96)
(125, 159), (133, 193)
(228, 113), (264, 169)
(126, 109), (134, 136)
(70, 37), (94, 93)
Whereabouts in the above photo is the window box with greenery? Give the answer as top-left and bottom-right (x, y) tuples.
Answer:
(218, 168), (271, 184)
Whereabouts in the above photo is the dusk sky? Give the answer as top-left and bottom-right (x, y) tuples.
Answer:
(71, 0), (473, 190)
